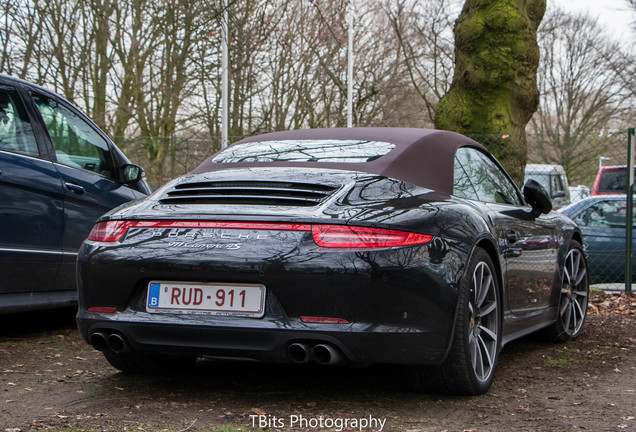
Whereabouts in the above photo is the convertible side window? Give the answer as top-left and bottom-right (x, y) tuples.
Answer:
(0, 86), (39, 157)
(453, 150), (479, 200)
(31, 91), (116, 180)
(454, 147), (522, 206)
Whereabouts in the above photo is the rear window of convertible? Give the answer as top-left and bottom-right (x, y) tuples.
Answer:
(211, 140), (395, 163)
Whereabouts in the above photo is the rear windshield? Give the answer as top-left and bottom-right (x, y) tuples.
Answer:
(211, 139), (395, 163)
(599, 169), (634, 193)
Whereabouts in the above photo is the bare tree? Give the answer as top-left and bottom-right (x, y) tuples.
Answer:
(528, 8), (634, 185)
(0, 0), (467, 186)
(382, 0), (457, 126)
(0, 0), (18, 75)
(627, 0), (636, 29)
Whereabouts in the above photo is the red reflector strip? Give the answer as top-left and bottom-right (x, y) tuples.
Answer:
(87, 307), (117, 313)
(300, 316), (350, 324)
(87, 219), (432, 249)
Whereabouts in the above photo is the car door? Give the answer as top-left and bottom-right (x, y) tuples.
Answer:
(454, 147), (559, 314)
(0, 82), (66, 296)
(570, 198), (636, 283)
(29, 90), (147, 290)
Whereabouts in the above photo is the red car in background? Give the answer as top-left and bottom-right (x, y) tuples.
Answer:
(592, 166), (636, 195)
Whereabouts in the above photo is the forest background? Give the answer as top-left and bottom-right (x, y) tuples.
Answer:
(1, 0), (634, 188)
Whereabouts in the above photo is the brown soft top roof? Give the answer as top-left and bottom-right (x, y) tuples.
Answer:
(193, 128), (487, 195)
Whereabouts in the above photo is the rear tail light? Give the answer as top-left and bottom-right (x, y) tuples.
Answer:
(88, 220), (432, 249)
(311, 225), (432, 248)
(87, 220), (133, 242)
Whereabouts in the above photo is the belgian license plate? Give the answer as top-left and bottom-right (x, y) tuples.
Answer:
(146, 281), (266, 317)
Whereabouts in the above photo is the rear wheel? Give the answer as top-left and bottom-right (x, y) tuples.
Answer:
(542, 240), (589, 342)
(407, 248), (501, 395)
(103, 349), (197, 375)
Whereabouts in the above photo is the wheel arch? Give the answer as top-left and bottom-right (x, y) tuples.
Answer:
(570, 230), (583, 247)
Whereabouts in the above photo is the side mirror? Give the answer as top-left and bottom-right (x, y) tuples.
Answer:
(122, 164), (144, 185)
(523, 179), (552, 216)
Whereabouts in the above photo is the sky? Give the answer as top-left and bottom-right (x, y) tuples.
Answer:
(552, 0), (634, 41)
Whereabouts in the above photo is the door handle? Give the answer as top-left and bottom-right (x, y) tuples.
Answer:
(506, 230), (518, 244)
(65, 182), (86, 195)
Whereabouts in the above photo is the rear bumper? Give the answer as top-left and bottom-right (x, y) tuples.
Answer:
(77, 310), (454, 365)
(77, 233), (469, 366)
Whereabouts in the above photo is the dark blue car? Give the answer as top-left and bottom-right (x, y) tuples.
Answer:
(560, 195), (635, 284)
(0, 74), (150, 313)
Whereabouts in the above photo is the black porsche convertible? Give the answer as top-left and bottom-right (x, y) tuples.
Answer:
(76, 128), (588, 395)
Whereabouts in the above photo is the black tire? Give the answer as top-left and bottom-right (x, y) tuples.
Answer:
(407, 247), (501, 395)
(102, 349), (197, 375)
(542, 240), (589, 343)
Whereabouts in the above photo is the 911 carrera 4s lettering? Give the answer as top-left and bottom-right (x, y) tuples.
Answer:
(167, 241), (243, 250)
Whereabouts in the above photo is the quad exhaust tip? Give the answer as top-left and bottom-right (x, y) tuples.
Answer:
(287, 342), (344, 365)
(89, 331), (130, 353)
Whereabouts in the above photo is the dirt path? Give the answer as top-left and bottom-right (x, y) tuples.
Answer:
(1, 294), (635, 432)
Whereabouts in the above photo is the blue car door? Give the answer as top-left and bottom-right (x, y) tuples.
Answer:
(29, 90), (146, 290)
(573, 198), (636, 283)
(0, 83), (66, 301)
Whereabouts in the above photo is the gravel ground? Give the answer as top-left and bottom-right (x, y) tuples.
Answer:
(0, 292), (634, 432)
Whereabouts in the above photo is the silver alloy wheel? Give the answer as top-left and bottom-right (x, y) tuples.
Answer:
(560, 248), (588, 336)
(468, 261), (499, 383)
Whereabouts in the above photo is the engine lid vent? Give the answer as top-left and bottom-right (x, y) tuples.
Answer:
(159, 180), (339, 207)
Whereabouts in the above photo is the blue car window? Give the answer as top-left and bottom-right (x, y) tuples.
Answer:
(31, 92), (116, 180)
(579, 200), (635, 229)
(0, 86), (39, 157)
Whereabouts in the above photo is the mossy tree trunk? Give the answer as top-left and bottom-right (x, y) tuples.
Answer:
(435, 0), (545, 185)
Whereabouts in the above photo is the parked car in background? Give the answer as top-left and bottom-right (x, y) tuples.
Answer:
(77, 128), (588, 396)
(560, 195), (636, 284)
(0, 74), (150, 314)
(524, 164), (570, 209)
(591, 165), (636, 195)
(569, 185), (591, 204)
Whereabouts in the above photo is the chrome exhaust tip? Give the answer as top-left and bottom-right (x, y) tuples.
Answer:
(288, 342), (312, 364)
(312, 344), (343, 366)
(107, 333), (129, 353)
(89, 332), (108, 351)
